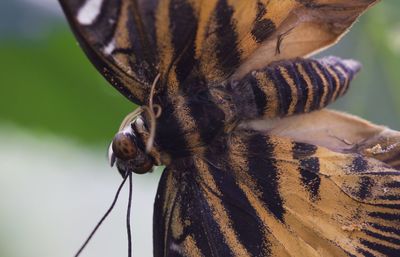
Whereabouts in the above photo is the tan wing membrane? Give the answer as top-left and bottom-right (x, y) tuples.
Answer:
(228, 133), (400, 257)
(168, 0), (378, 84)
(60, 0), (378, 102)
(154, 130), (400, 257)
(233, 0), (379, 79)
(243, 109), (400, 169)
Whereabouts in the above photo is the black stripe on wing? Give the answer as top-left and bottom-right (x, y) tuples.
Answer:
(154, 130), (400, 257)
(59, 0), (159, 104)
(169, 0), (199, 86)
(232, 56), (361, 119)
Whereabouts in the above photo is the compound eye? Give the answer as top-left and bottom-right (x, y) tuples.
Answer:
(111, 132), (138, 160)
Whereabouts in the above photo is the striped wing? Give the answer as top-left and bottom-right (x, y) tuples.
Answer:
(59, 0), (159, 104)
(154, 130), (400, 257)
(231, 56), (361, 119)
(244, 109), (400, 170)
(59, 0), (378, 103)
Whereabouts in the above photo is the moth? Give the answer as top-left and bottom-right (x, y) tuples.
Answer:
(59, 0), (400, 256)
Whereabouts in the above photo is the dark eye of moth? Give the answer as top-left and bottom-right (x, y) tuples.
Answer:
(112, 132), (138, 160)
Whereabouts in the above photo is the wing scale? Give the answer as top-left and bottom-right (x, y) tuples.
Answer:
(59, 0), (378, 103)
(59, 0), (159, 104)
(154, 128), (400, 257)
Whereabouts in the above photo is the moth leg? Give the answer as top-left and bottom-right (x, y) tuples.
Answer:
(230, 56), (361, 120)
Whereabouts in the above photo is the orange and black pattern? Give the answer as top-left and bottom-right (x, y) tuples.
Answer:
(231, 57), (361, 119)
(59, 0), (400, 256)
(59, 0), (377, 104)
(59, 0), (379, 158)
(154, 132), (400, 257)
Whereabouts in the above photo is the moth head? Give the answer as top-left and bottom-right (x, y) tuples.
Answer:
(108, 112), (154, 177)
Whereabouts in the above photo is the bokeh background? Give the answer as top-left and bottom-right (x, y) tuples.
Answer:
(1, 1), (400, 257)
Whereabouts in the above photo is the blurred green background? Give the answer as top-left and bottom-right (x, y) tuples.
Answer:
(0, 1), (399, 257)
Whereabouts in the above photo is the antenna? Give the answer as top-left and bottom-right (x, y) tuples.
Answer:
(74, 173), (129, 257)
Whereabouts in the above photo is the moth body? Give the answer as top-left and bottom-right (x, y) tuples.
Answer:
(111, 56), (361, 176)
(60, 1), (400, 256)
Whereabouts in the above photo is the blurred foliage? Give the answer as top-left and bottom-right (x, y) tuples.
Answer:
(0, 28), (135, 147)
(327, 1), (400, 129)
(365, 2), (400, 120)
(1, 1), (400, 148)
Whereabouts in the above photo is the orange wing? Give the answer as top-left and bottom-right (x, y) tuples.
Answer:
(59, 0), (378, 103)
